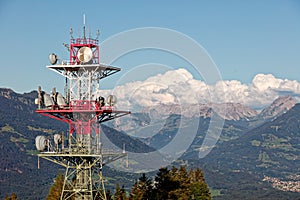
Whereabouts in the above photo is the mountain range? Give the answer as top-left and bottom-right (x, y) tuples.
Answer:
(197, 103), (300, 199)
(113, 95), (297, 138)
(0, 88), (299, 199)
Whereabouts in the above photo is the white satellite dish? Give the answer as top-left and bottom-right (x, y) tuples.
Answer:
(35, 136), (47, 151)
(54, 134), (62, 145)
(43, 93), (54, 107)
(49, 53), (58, 65)
(107, 95), (117, 106)
(56, 93), (66, 108)
(77, 47), (93, 63)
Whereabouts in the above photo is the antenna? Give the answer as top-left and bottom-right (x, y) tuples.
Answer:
(123, 143), (126, 154)
(70, 27), (73, 39)
(38, 156), (40, 169)
(77, 46), (93, 63)
(83, 14), (86, 41)
(83, 14), (86, 26)
(64, 77), (69, 104)
(123, 143), (129, 168)
(63, 43), (70, 51)
(96, 29), (100, 40)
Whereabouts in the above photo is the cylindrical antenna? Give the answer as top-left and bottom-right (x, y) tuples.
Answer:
(83, 14), (86, 41)
(38, 86), (42, 109)
(64, 77), (69, 104)
(61, 131), (64, 149)
(83, 14), (86, 26)
(38, 156), (40, 169)
(70, 27), (73, 39)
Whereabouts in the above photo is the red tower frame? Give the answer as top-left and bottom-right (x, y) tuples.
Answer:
(35, 25), (130, 200)
(70, 37), (99, 65)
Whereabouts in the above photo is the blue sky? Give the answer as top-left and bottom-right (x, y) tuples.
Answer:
(0, 0), (300, 93)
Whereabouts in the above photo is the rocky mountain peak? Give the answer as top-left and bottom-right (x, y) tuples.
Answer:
(0, 88), (15, 99)
(141, 102), (258, 121)
(258, 95), (296, 120)
(217, 102), (258, 120)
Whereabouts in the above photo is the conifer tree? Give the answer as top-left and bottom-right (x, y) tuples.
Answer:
(5, 193), (17, 200)
(114, 183), (127, 200)
(189, 167), (211, 200)
(194, 167), (205, 183)
(172, 166), (190, 200)
(129, 174), (153, 200)
(46, 172), (64, 200)
(190, 182), (211, 200)
(129, 181), (140, 200)
(154, 167), (178, 199)
(11, 193), (17, 200)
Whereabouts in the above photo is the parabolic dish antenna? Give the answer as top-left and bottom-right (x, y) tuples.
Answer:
(35, 136), (47, 151)
(77, 47), (93, 63)
(49, 53), (58, 65)
(54, 134), (62, 145)
(107, 95), (117, 106)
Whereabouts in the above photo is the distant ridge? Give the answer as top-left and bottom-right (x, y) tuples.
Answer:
(142, 102), (258, 120)
(257, 95), (296, 120)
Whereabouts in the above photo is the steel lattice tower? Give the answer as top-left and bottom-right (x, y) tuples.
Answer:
(35, 23), (130, 200)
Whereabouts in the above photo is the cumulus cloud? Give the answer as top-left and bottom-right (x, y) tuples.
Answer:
(98, 68), (300, 110)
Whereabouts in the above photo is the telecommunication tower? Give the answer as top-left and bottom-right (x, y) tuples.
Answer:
(35, 19), (130, 200)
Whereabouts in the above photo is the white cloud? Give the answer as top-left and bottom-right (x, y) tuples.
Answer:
(252, 74), (282, 91)
(98, 68), (300, 110)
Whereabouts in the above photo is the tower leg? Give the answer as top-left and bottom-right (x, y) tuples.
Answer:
(93, 168), (107, 200)
(60, 159), (107, 200)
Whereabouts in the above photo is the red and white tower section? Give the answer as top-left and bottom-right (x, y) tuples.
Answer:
(35, 24), (130, 200)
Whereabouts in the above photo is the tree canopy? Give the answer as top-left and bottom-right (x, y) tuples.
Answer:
(46, 166), (211, 200)
(46, 171), (64, 200)
(127, 165), (211, 200)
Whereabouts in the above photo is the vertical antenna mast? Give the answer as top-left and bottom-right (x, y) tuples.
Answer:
(83, 14), (86, 41)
